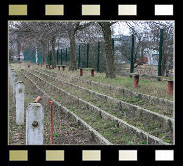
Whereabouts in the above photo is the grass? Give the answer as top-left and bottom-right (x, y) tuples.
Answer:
(37, 69), (173, 117)
(11, 69), (97, 145)
(35, 65), (173, 101)
(25, 71), (149, 144)
(53, 133), (60, 137)
(84, 75), (173, 100)
(26, 70), (173, 144)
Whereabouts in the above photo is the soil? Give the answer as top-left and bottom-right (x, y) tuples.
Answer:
(23, 69), (172, 144)
(30, 69), (173, 143)
(39, 68), (173, 117)
(9, 67), (97, 145)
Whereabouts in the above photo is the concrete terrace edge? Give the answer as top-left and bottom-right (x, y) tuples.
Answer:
(27, 70), (170, 145)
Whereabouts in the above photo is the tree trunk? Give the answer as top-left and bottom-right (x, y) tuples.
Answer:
(69, 32), (77, 70)
(41, 41), (46, 65)
(51, 37), (56, 68)
(100, 23), (116, 78)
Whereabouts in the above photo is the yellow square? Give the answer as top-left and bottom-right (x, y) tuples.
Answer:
(9, 5), (27, 16)
(9, 150), (28, 161)
(46, 150), (64, 161)
(82, 150), (101, 161)
(45, 5), (64, 15)
(118, 5), (137, 15)
(82, 5), (100, 15)
(119, 150), (137, 161)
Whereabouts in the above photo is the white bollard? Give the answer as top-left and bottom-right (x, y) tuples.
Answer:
(13, 73), (18, 103)
(26, 103), (44, 145)
(16, 81), (24, 125)
(10, 69), (15, 91)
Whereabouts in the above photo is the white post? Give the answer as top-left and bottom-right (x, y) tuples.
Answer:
(13, 74), (18, 102)
(9, 67), (13, 89)
(26, 103), (44, 145)
(16, 81), (24, 125)
(11, 69), (15, 92)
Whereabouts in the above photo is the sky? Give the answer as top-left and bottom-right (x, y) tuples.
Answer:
(112, 22), (130, 36)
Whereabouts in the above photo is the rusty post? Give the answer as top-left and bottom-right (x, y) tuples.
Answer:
(91, 69), (94, 77)
(80, 68), (83, 76)
(34, 96), (41, 103)
(62, 66), (65, 71)
(48, 100), (54, 144)
(58, 66), (60, 71)
(134, 75), (139, 88)
(168, 80), (173, 94)
(130, 73), (139, 88)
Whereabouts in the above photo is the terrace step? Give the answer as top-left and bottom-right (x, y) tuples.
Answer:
(24, 69), (170, 145)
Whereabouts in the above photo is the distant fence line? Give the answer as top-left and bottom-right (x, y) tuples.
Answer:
(22, 37), (173, 77)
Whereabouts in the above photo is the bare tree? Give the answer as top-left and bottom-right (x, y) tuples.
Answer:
(63, 22), (93, 70)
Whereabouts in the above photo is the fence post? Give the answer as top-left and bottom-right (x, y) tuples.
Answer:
(97, 42), (100, 72)
(86, 43), (89, 68)
(26, 103), (44, 145)
(65, 48), (67, 65)
(16, 81), (24, 125)
(60, 49), (63, 65)
(78, 44), (81, 68)
(158, 29), (163, 76)
(56, 49), (59, 65)
(49, 51), (52, 66)
(130, 34), (135, 74)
